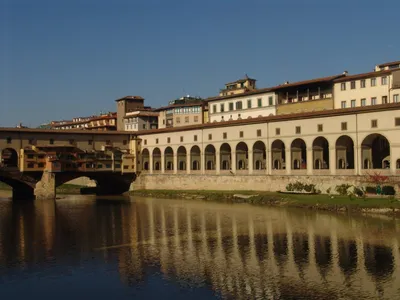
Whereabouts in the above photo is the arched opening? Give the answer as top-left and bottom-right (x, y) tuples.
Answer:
(63, 176), (97, 189)
(190, 145), (201, 170)
(164, 147), (174, 171)
(291, 139), (306, 169)
(361, 134), (390, 169)
(271, 140), (285, 169)
(313, 137), (329, 169)
(1, 148), (18, 168)
(253, 141), (266, 170)
(177, 146), (187, 171)
(141, 148), (150, 171)
(204, 145), (216, 170)
(220, 143), (231, 170)
(397, 159), (400, 169)
(236, 142), (248, 170)
(336, 136), (354, 169)
(152, 148), (161, 171)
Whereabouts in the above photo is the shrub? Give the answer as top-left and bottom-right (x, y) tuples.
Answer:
(353, 187), (364, 197)
(365, 186), (376, 194)
(382, 186), (396, 195)
(304, 184), (316, 193)
(286, 183), (294, 191)
(335, 184), (352, 196)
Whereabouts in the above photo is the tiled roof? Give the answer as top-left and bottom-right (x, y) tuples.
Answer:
(115, 95), (144, 102)
(333, 69), (397, 83)
(153, 102), (204, 112)
(269, 74), (345, 90)
(377, 60), (400, 68)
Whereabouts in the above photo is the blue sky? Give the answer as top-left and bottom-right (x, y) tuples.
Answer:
(1, 0), (399, 127)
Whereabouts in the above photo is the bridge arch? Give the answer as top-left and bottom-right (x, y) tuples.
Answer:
(361, 133), (390, 169)
(1, 148), (18, 168)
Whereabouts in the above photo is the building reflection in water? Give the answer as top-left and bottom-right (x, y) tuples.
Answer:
(0, 196), (399, 299)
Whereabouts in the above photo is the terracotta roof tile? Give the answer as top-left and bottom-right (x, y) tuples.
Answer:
(333, 69), (397, 83)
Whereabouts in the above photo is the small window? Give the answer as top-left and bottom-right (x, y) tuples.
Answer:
(213, 105), (217, 113)
(318, 124), (323, 132)
(371, 78), (376, 86)
(27, 154), (34, 159)
(382, 96), (388, 104)
(361, 98), (366, 106)
(381, 76), (387, 85)
(167, 137), (171, 143)
(220, 104), (225, 112)
(341, 122), (347, 131)
(395, 118), (400, 126)
(106, 140), (111, 146)
(185, 116), (189, 123)
(38, 163), (44, 168)
(239, 131), (244, 138)
(49, 138), (54, 145)
(88, 140), (93, 145)
(223, 132), (227, 139)
(105, 164), (112, 168)
(235, 101), (242, 110)
(257, 98), (262, 107)
(295, 126), (301, 134)
(247, 99), (252, 108)
(371, 97), (377, 105)
(156, 138), (159, 144)
(276, 128), (280, 135)
(176, 117), (180, 124)
(97, 164), (103, 169)
(257, 129), (261, 137)
(180, 136), (183, 142)
(351, 100), (356, 107)
(123, 140), (127, 145)
(268, 96), (273, 106)
(340, 82), (346, 91)
(360, 79), (366, 88)
(194, 135), (198, 142)
(208, 134), (212, 140)
(350, 81), (356, 89)
(123, 165), (129, 169)
(6, 137), (12, 144)
(229, 102), (234, 111)
(371, 120), (378, 128)
(69, 139), (75, 145)
(144, 139), (147, 145)
(394, 94), (399, 103)
(29, 139), (35, 145)
(27, 163), (34, 168)
(194, 116), (199, 122)
(115, 164), (121, 168)
(341, 101), (346, 108)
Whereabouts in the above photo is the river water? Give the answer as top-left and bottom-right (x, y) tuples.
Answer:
(0, 193), (399, 300)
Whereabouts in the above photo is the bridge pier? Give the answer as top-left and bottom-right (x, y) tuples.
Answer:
(34, 171), (56, 200)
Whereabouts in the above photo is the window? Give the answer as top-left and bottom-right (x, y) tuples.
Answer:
(185, 116), (189, 123)
(6, 137), (11, 144)
(236, 101), (242, 110)
(180, 136), (183, 142)
(229, 102), (234, 111)
(382, 96), (388, 104)
(27, 154), (34, 159)
(88, 140), (93, 145)
(239, 131), (243, 138)
(194, 135), (198, 141)
(156, 138), (159, 144)
(50, 138), (54, 145)
(341, 101), (346, 108)
(351, 99), (356, 107)
(275, 128), (280, 135)
(371, 78), (376, 86)
(360, 79), (366, 88)
(223, 132), (227, 139)
(38, 163), (44, 168)
(28, 138), (35, 145)
(318, 124), (323, 132)
(163, 119), (166, 125)
(97, 164), (103, 169)
(361, 98), (366, 106)
(194, 116), (199, 122)
(176, 117), (180, 124)
(106, 140), (111, 146)
(123, 140), (127, 145)
(105, 164), (112, 169)
(371, 97), (377, 105)
(350, 81), (356, 89)
(381, 76), (387, 85)
(340, 83), (346, 91)
(115, 164), (121, 168)
(394, 94), (399, 103)
(257, 129), (261, 137)
(123, 165), (129, 170)
(371, 120), (378, 128)
(295, 126), (301, 134)
(27, 163), (34, 168)
(341, 122), (347, 131)
(167, 137), (171, 143)
(395, 118), (400, 126)
(144, 139), (147, 145)
(220, 104), (225, 112)
(213, 105), (217, 113)
(247, 99), (252, 108)
(208, 134), (212, 140)
(257, 98), (262, 107)
(268, 96), (273, 106)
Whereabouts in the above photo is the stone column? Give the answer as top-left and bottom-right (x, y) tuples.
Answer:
(390, 146), (398, 175)
(34, 171), (56, 200)
(285, 148), (291, 175)
(267, 149), (272, 175)
(355, 145), (361, 176)
(201, 150), (205, 175)
(306, 147), (313, 175)
(186, 153), (191, 174)
(248, 150), (253, 175)
(149, 154), (153, 174)
(329, 147), (336, 175)
(161, 153), (165, 174)
(216, 151), (220, 175)
(231, 151), (236, 173)
(173, 153), (178, 174)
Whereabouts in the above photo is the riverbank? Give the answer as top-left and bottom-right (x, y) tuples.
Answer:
(0, 182), (84, 195)
(129, 189), (400, 216)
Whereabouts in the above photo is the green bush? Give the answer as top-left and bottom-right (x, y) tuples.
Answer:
(365, 186), (377, 194)
(335, 184), (352, 196)
(286, 181), (316, 193)
(382, 186), (396, 195)
(353, 187), (364, 197)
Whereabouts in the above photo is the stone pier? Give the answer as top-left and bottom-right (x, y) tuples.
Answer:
(34, 171), (56, 200)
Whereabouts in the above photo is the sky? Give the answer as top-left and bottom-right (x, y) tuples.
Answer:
(1, 0), (399, 127)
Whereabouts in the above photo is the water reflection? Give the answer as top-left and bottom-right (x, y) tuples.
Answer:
(0, 196), (399, 299)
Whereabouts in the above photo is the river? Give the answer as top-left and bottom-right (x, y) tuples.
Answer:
(0, 193), (399, 299)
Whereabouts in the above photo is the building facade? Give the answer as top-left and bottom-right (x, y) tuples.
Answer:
(219, 75), (257, 96)
(124, 110), (159, 131)
(333, 61), (400, 109)
(51, 112), (117, 131)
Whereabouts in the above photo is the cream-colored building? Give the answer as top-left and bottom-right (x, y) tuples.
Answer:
(219, 75), (257, 96)
(333, 61), (400, 109)
(208, 88), (276, 123)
